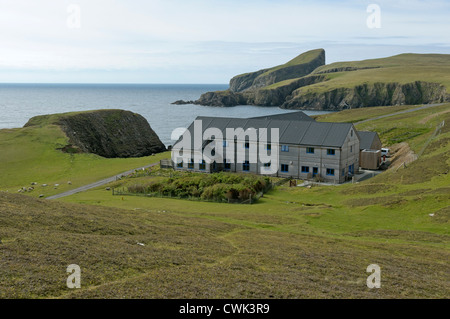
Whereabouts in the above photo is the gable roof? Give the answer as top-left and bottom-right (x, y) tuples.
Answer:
(249, 111), (314, 122)
(175, 115), (354, 150)
(358, 131), (380, 150)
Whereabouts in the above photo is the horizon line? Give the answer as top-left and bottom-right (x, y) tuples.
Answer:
(0, 82), (229, 86)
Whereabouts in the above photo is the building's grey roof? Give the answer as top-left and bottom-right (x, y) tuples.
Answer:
(358, 131), (379, 150)
(175, 115), (355, 150)
(249, 111), (315, 122)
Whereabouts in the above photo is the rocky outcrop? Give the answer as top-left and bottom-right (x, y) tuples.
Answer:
(230, 49), (325, 92)
(172, 48), (326, 107)
(25, 110), (166, 158)
(195, 90), (248, 107)
(281, 81), (449, 110)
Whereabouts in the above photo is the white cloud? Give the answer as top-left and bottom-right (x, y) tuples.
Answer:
(0, 0), (448, 82)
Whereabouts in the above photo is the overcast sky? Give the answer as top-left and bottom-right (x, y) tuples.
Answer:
(0, 0), (449, 84)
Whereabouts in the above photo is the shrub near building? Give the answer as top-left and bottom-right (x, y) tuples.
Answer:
(126, 172), (271, 202)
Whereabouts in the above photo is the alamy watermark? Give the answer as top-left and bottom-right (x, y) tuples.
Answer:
(171, 120), (280, 174)
(366, 264), (381, 288)
(367, 4), (381, 29)
(66, 264), (81, 289)
(67, 4), (81, 29)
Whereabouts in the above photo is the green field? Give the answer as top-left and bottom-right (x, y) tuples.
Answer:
(308, 53), (450, 93)
(0, 104), (449, 298)
(0, 123), (171, 198)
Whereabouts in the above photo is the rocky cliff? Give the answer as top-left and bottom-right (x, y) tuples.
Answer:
(281, 81), (449, 110)
(173, 50), (450, 110)
(25, 110), (166, 158)
(173, 48), (326, 107)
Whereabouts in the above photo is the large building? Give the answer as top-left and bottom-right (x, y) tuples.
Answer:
(172, 112), (363, 183)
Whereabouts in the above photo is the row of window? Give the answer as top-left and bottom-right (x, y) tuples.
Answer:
(179, 160), (336, 176)
(242, 143), (337, 155)
(220, 141), (345, 156)
(301, 166), (335, 176)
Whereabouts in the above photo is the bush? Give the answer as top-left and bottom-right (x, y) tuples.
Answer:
(125, 172), (270, 202)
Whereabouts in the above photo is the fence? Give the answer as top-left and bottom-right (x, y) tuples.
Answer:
(417, 120), (445, 158)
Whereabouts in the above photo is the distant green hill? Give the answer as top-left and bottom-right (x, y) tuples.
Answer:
(178, 50), (450, 110)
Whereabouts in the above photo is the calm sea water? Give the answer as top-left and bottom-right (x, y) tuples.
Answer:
(0, 83), (331, 146)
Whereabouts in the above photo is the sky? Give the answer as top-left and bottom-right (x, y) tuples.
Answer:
(0, 0), (449, 84)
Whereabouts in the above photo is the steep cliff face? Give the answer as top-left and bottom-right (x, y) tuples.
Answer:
(193, 75), (328, 107)
(281, 81), (449, 110)
(25, 110), (166, 158)
(229, 69), (269, 92)
(229, 49), (325, 92)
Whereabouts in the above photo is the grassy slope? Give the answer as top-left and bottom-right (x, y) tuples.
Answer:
(260, 48), (323, 76)
(304, 53), (450, 93)
(264, 53), (450, 94)
(0, 123), (171, 198)
(233, 49), (323, 82)
(0, 104), (449, 298)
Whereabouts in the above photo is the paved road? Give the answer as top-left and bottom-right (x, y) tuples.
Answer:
(46, 163), (159, 200)
(355, 103), (445, 125)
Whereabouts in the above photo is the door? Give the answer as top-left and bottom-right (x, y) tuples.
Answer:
(313, 167), (318, 176)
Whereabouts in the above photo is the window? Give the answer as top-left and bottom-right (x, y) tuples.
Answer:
(224, 160), (231, 170)
(281, 145), (289, 152)
(281, 164), (289, 173)
(199, 160), (206, 170)
(351, 130), (353, 137)
(243, 161), (250, 171)
(263, 162), (271, 169)
(350, 145), (353, 153)
(301, 166), (310, 173)
(327, 149), (336, 156)
(244, 142), (250, 149)
(188, 159), (194, 169)
(326, 168), (335, 176)
(306, 147), (315, 154)
(223, 141), (228, 147)
(177, 159), (183, 168)
(266, 144), (271, 151)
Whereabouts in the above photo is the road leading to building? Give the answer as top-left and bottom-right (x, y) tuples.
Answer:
(46, 163), (158, 200)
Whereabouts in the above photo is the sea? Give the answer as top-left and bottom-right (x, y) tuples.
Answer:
(0, 83), (331, 146)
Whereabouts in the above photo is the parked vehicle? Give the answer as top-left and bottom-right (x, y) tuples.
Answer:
(381, 148), (390, 157)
